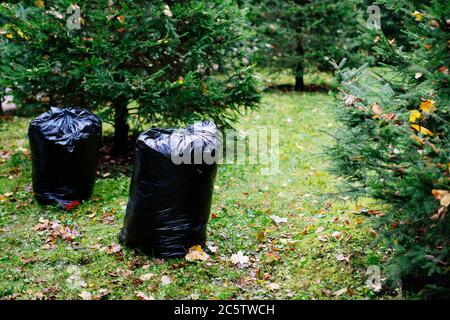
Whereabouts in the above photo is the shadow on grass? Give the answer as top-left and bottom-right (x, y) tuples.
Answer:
(264, 83), (331, 93)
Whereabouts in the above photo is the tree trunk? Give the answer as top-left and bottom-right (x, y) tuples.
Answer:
(294, 62), (305, 92)
(112, 98), (129, 155)
(294, 4), (305, 92)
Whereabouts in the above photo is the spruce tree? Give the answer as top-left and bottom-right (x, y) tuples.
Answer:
(331, 0), (449, 296)
(0, 0), (261, 154)
(245, 0), (366, 91)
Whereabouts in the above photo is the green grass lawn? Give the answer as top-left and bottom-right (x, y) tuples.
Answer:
(0, 90), (397, 300)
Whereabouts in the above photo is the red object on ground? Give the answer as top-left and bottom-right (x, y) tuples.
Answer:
(64, 200), (80, 211)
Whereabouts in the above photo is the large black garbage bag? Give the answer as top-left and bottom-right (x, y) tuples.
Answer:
(119, 121), (219, 258)
(29, 107), (102, 209)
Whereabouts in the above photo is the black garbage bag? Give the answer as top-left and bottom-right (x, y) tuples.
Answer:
(29, 107), (102, 209)
(119, 120), (220, 258)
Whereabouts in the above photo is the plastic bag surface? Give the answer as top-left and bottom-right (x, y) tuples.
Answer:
(120, 121), (219, 258)
(28, 107), (102, 209)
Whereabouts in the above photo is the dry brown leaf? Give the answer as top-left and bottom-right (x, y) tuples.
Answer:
(139, 273), (155, 281)
(267, 283), (280, 291)
(79, 291), (92, 300)
(431, 206), (446, 221)
(185, 245), (210, 262)
(332, 231), (343, 240)
(136, 291), (155, 300)
(336, 254), (351, 263)
(104, 243), (121, 254)
(316, 226), (325, 233)
(371, 103), (383, 116)
(333, 288), (348, 297)
(265, 251), (282, 263)
(432, 189), (450, 207)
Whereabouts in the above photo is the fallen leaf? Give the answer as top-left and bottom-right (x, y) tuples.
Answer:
(333, 288), (348, 297)
(21, 258), (36, 265)
(97, 289), (110, 298)
(336, 254), (351, 263)
(270, 215), (288, 225)
(431, 206), (446, 221)
(207, 243), (218, 254)
(331, 231), (343, 240)
(64, 200), (80, 211)
(420, 99), (436, 113)
(344, 94), (358, 106)
(265, 251), (282, 263)
(412, 11), (423, 21)
(120, 270), (133, 278)
(432, 190), (450, 207)
(79, 291), (92, 300)
(136, 291), (155, 300)
(185, 245), (210, 262)
(139, 273), (155, 281)
(161, 275), (171, 286)
(409, 110), (421, 123)
(267, 283), (280, 291)
(104, 243), (121, 254)
(256, 230), (265, 242)
(371, 103), (383, 116)
(230, 251), (250, 268)
(411, 124), (433, 136)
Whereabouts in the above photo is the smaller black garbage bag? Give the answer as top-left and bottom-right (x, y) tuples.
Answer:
(29, 107), (102, 209)
(119, 120), (220, 258)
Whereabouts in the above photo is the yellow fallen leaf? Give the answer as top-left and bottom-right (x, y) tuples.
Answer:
(412, 11), (423, 21)
(5, 33), (13, 39)
(409, 110), (421, 123)
(420, 99), (436, 113)
(411, 124), (433, 136)
(16, 29), (30, 40)
(35, 0), (45, 8)
(410, 134), (425, 145)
